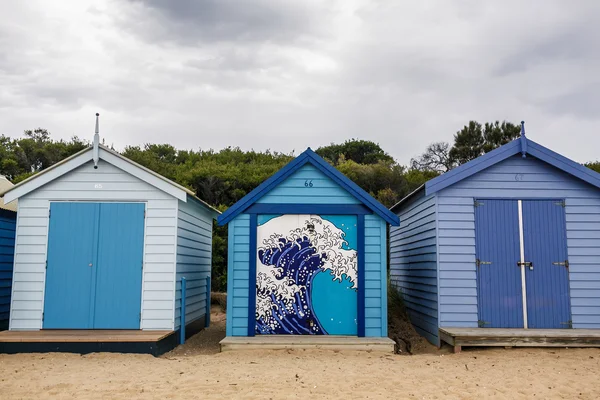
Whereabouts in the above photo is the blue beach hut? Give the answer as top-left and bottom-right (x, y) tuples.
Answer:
(390, 127), (600, 351)
(218, 148), (399, 346)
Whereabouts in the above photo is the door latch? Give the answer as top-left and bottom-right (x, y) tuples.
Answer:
(517, 261), (533, 270)
(476, 259), (492, 267)
(552, 260), (569, 269)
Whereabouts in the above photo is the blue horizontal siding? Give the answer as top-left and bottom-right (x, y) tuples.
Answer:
(257, 164), (361, 205)
(364, 214), (387, 337)
(437, 155), (600, 329)
(390, 192), (438, 345)
(174, 200), (213, 331)
(226, 215), (250, 336)
(0, 212), (16, 329)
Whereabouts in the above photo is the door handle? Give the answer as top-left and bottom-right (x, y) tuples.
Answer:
(89, 263), (93, 267)
(517, 261), (533, 270)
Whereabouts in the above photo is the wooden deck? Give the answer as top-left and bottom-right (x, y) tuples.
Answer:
(0, 330), (177, 356)
(440, 328), (600, 353)
(220, 336), (396, 352)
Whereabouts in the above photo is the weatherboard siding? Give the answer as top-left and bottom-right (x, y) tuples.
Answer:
(390, 192), (438, 344)
(257, 164), (361, 204)
(437, 155), (600, 329)
(9, 160), (178, 331)
(227, 214), (250, 336)
(364, 214), (387, 337)
(0, 211), (16, 329)
(174, 199), (213, 331)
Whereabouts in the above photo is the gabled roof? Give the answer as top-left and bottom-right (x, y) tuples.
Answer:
(0, 176), (16, 212)
(392, 135), (600, 210)
(1, 144), (220, 217)
(218, 148), (400, 226)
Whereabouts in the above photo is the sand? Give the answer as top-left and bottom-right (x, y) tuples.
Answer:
(1, 311), (599, 399)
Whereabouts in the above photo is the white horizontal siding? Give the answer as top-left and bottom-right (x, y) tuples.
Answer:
(437, 155), (600, 329)
(10, 160), (178, 331)
(390, 192), (438, 345)
(174, 199), (213, 331)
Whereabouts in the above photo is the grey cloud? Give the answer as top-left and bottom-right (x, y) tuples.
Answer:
(123, 0), (331, 45)
(540, 82), (600, 120)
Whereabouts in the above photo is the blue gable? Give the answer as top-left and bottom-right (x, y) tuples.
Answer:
(218, 148), (400, 226)
(393, 135), (600, 211)
(425, 137), (600, 196)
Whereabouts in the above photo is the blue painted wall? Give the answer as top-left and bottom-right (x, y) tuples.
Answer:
(390, 192), (439, 345)
(392, 154), (600, 345)
(0, 210), (16, 330)
(174, 199), (214, 332)
(257, 164), (362, 205)
(226, 163), (388, 337)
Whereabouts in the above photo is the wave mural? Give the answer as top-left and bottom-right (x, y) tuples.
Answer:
(256, 214), (358, 335)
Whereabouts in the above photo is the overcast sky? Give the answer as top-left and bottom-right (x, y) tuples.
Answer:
(1, 1), (599, 164)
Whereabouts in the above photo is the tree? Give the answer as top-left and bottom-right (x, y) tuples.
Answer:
(448, 120), (521, 166)
(316, 139), (394, 165)
(0, 129), (87, 182)
(482, 121), (521, 153)
(410, 142), (454, 173)
(585, 162), (600, 173)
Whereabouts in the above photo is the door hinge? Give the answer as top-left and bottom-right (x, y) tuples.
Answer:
(139, 312), (142, 321)
(478, 320), (490, 327)
(476, 259), (492, 267)
(144, 210), (146, 219)
(560, 320), (573, 329)
(141, 261), (144, 270)
(552, 260), (569, 269)
(474, 200), (485, 207)
(554, 200), (566, 207)
(45, 260), (48, 269)
(42, 312), (44, 321)
(48, 209), (51, 218)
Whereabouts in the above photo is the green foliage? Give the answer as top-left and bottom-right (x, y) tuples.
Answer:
(412, 121), (521, 173)
(449, 120), (520, 165)
(585, 161), (600, 173)
(316, 139), (395, 165)
(0, 129), (88, 182)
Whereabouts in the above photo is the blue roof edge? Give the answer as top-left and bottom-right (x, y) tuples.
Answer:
(421, 137), (600, 197)
(217, 148), (400, 226)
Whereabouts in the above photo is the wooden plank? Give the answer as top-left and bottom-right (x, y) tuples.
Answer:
(438, 329), (456, 346)
(439, 328), (600, 348)
(220, 336), (395, 352)
(0, 330), (174, 343)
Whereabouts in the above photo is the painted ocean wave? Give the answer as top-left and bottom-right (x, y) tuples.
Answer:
(256, 215), (357, 334)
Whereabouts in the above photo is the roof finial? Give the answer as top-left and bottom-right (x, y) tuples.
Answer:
(93, 113), (100, 169)
(520, 120), (527, 158)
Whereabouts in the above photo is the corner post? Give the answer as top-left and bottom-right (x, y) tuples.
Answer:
(206, 275), (211, 328)
(180, 277), (186, 345)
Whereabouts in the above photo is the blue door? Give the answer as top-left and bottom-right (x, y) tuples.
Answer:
(44, 202), (144, 329)
(255, 214), (358, 335)
(93, 203), (145, 329)
(44, 203), (99, 329)
(523, 200), (571, 328)
(475, 200), (523, 328)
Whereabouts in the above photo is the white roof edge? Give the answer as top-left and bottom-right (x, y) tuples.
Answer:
(1, 144), (220, 215)
(2, 147), (94, 204)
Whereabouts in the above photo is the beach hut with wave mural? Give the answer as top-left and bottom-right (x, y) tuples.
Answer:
(218, 148), (399, 351)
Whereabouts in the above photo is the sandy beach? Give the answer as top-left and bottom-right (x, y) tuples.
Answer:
(1, 311), (599, 399)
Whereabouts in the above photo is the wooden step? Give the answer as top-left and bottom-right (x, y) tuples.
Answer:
(220, 335), (396, 352)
